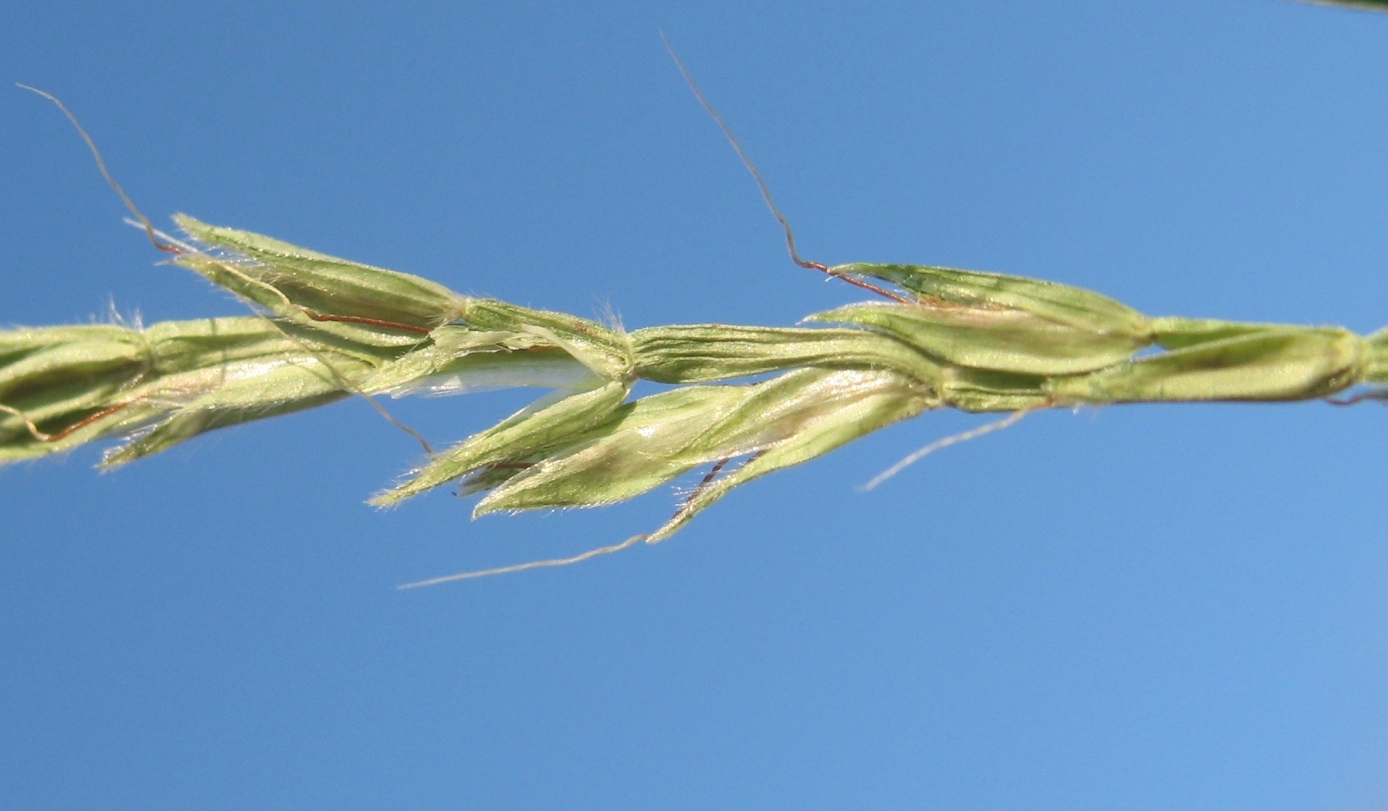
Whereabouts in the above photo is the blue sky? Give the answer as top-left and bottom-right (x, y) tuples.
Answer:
(3, 1), (1388, 808)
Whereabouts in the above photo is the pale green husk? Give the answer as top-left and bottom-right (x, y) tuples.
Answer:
(5, 219), (1387, 550)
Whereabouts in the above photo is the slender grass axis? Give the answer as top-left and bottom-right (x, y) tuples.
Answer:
(6, 2), (1388, 583)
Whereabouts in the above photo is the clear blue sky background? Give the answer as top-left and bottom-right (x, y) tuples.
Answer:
(3, 1), (1388, 808)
